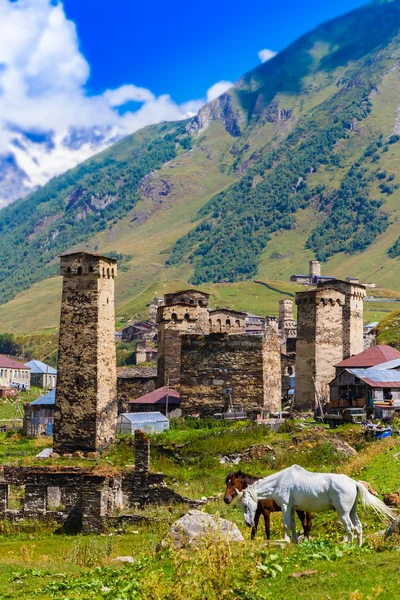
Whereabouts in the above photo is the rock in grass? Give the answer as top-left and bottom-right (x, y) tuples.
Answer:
(113, 556), (135, 563)
(169, 509), (244, 548)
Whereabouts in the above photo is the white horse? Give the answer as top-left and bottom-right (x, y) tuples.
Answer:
(236, 465), (394, 546)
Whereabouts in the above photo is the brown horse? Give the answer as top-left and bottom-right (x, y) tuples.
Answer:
(224, 471), (312, 540)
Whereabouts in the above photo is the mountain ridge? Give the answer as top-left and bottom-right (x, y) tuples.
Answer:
(1, 0), (400, 332)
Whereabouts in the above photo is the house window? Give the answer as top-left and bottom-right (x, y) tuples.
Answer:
(77, 266), (82, 276)
(384, 388), (393, 400)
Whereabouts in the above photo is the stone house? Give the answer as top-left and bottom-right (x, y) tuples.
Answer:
(245, 314), (266, 335)
(117, 366), (157, 413)
(122, 320), (157, 343)
(0, 355), (30, 389)
(24, 360), (57, 389)
(209, 309), (246, 333)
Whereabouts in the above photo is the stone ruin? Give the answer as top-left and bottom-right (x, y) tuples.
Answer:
(0, 431), (197, 533)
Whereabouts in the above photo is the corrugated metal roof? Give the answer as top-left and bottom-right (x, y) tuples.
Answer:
(119, 412), (168, 423)
(0, 354), (30, 370)
(31, 389), (56, 405)
(129, 386), (180, 405)
(348, 368), (400, 388)
(374, 359), (400, 370)
(24, 360), (57, 375)
(336, 345), (400, 368)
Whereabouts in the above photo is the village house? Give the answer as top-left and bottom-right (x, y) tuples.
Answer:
(134, 341), (157, 364)
(290, 260), (334, 285)
(122, 320), (157, 343)
(329, 367), (400, 408)
(334, 345), (400, 377)
(128, 386), (181, 417)
(24, 360), (57, 389)
(117, 366), (157, 413)
(245, 313), (266, 334)
(23, 389), (55, 437)
(0, 355), (30, 390)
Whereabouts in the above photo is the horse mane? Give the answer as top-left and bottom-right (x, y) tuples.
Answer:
(225, 470), (261, 487)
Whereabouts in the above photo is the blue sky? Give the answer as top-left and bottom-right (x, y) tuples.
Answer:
(63, 0), (367, 102)
(0, 0), (369, 206)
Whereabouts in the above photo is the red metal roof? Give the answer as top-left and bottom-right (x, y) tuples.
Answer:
(129, 386), (180, 405)
(361, 378), (400, 389)
(0, 354), (30, 370)
(335, 346), (400, 368)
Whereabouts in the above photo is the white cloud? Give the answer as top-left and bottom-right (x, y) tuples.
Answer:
(258, 48), (277, 63)
(206, 80), (234, 102)
(0, 0), (231, 206)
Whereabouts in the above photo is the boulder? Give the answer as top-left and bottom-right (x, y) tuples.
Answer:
(72, 451), (84, 459)
(112, 556), (135, 564)
(49, 452), (60, 459)
(169, 510), (244, 548)
(330, 438), (357, 457)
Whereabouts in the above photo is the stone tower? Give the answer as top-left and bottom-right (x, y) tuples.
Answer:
(309, 260), (321, 280)
(317, 279), (366, 359)
(295, 288), (345, 408)
(53, 252), (118, 454)
(279, 299), (296, 338)
(157, 289), (210, 387)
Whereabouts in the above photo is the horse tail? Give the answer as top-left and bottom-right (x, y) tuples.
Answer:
(356, 481), (394, 521)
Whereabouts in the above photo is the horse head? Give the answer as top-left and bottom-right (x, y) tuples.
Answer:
(224, 471), (246, 504)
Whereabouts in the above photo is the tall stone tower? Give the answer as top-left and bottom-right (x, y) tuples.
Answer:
(295, 288), (345, 408)
(309, 260), (321, 280)
(157, 289), (210, 387)
(279, 299), (296, 338)
(53, 252), (118, 454)
(317, 279), (366, 359)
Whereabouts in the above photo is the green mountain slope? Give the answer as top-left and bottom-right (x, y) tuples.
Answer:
(1, 0), (400, 333)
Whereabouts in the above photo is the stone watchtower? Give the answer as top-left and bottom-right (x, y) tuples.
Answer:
(279, 299), (296, 339)
(317, 279), (366, 358)
(295, 288), (345, 409)
(157, 289), (210, 387)
(309, 260), (321, 280)
(53, 252), (118, 454)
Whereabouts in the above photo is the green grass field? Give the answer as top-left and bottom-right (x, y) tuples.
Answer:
(0, 423), (399, 598)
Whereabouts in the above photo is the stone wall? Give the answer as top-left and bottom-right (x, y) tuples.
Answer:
(179, 331), (281, 417)
(0, 432), (197, 532)
(53, 252), (118, 453)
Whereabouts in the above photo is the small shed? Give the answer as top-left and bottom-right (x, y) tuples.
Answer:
(117, 412), (169, 435)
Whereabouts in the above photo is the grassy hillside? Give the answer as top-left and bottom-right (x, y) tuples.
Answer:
(377, 308), (400, 348)
(1, 0), (400, 333)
